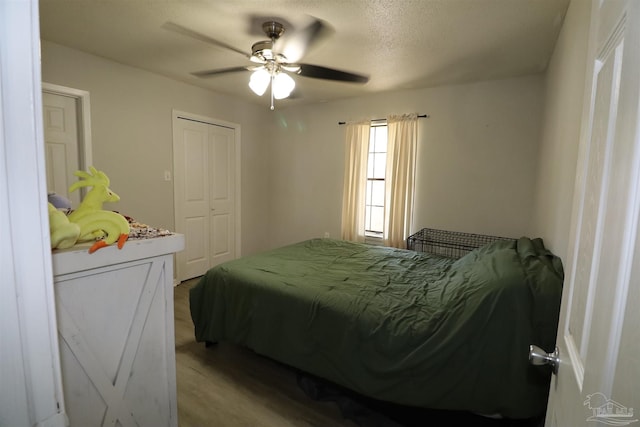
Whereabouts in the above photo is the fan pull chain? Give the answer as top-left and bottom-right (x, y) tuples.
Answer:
(270, 74), (275, 110)
(270, 33), (276, 111)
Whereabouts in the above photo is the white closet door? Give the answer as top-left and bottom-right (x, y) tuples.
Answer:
(209, 125), (236, 267)
(174, 119), (211, 281)
(173, 115), (238, 282)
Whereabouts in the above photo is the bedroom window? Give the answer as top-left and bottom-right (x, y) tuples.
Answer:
(365, 123), (387, 238)
(341, 113), (417, 248)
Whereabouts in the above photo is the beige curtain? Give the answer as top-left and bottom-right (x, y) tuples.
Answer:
(384, 114), (418, 248)
(341, 121), (370, 242)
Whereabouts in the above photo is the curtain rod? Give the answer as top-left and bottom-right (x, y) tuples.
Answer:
(338, 114), (429, 125)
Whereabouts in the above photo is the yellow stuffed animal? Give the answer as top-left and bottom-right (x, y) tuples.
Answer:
(67, 167), (130, 253)
(47, 167), (130, 253)
(48, 203), (81, 249)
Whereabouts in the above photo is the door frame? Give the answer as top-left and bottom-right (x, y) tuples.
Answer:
(1, 1), (68, 425)
(171, 109), (242, 281)
(42, 82), (93, 174)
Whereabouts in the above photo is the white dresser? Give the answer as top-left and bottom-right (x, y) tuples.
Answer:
(52, 234), (184, 427)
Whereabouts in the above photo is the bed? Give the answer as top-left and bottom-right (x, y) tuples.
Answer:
(189, 235), (563, 419)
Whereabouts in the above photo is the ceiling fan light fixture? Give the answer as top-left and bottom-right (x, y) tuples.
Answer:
(249, 68), (270, 96)
(272, 72), (295, 100)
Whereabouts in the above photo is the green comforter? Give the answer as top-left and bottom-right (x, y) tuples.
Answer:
(190, 237), (563, 418)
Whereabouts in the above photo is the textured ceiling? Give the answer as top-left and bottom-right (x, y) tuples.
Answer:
(39, 0), (570, 108)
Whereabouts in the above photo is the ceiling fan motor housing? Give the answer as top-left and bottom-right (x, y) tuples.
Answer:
(250, 21), (287, 62)
(262, 21), (285, 39)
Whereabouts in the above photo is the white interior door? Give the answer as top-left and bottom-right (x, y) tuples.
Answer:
(42, 83), (93, 208)
(42, 91), (80, 207)
(544, 1), (640, 426)
(173, 113), (239, 282)
(209, 125), (236, 267)
(174, 119), (211, 281)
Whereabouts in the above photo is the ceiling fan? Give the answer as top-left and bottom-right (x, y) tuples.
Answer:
(162, 18), (369, 109)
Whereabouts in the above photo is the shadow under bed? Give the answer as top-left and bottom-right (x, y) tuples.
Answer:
(296, 372), (545, 427)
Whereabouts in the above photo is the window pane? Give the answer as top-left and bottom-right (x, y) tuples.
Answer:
(370, 206), (384, 233)
(369, 132), (376, 152)
(367, 153), (375, 177)
(364, 123), (387, 237)
(371, 180), (385, 206)
(373, 153), (386, 179)
(365, 205), (372, 230)
(375, 128), (387, 152)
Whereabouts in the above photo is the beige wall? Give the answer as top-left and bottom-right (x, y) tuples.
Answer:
(41, 41), (272, 256)
(531, 0), (591, 262)
(268, 75), (545, 248)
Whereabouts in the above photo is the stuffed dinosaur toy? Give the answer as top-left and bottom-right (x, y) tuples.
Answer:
(48, 166), (130, 253)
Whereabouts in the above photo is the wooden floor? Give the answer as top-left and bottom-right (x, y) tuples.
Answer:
(174, 279), (357, 427)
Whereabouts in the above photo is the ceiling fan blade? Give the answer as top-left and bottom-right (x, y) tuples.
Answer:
(162, 21), (250, 59)
(273, 17), (332, 63)
(297, 64), (369, 83)
(192, 66), (251, 78)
